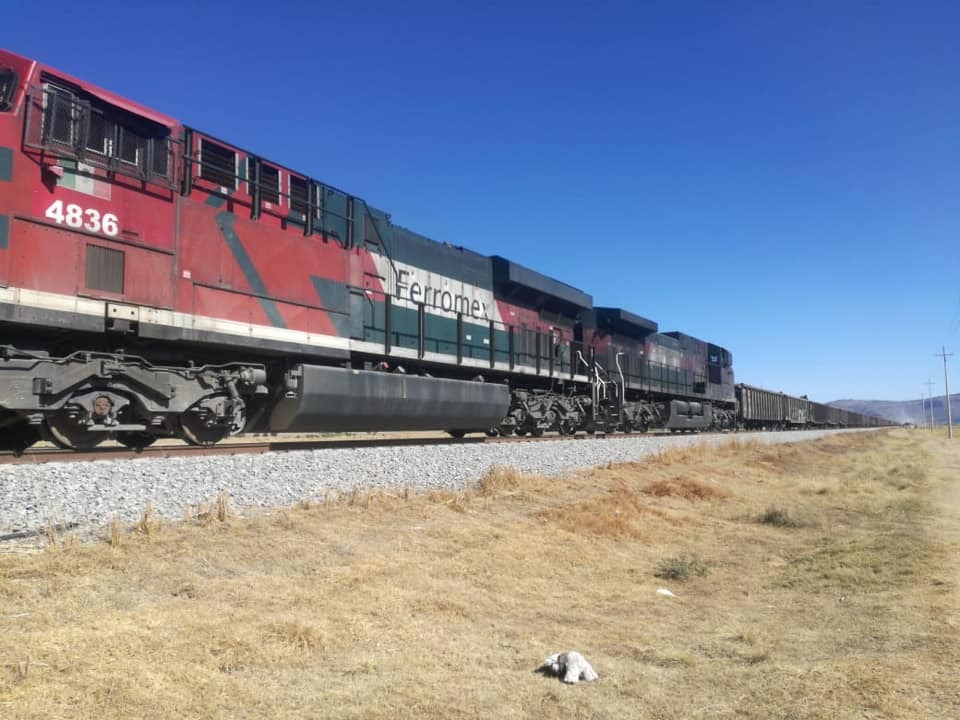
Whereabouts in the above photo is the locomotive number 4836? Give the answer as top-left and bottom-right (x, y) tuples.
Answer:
(44, 200), (119, 237)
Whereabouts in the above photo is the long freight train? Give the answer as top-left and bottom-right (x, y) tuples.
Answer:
(0, 50), (886, 452)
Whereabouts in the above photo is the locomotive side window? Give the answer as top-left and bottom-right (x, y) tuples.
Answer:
(44, 85), (79, 146)
(31, 77), (173, 185)
(78, 98), (167, 175)
(0, 67), (17, 111)
(290, 175), (308, 215)
(150, 137), (169, 177)
(261, 165), (280, 204)
(199, 138), (237, 189)
(85, 109), (114, 155)
(117, 126), (144, 166)
(247, 158), (280, 204)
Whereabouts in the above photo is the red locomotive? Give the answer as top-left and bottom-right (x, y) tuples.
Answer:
(0, 49), (883, 452)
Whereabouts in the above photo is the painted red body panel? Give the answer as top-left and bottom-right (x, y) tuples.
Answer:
(0, 49), (177, 310)
(493, 299), (573, 341)
(0, 48), (357, 339)
(0, 52), (37, 287)
(177, 132), (358, 334)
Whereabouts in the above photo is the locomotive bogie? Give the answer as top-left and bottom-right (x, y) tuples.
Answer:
(0, 347), (268, 450)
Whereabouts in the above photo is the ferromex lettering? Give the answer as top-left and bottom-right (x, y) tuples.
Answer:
(395, 268), (488, 320)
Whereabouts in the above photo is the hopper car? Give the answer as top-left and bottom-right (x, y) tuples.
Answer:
(736, 384), (885, 430)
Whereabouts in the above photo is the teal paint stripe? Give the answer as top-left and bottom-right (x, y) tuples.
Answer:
(214, 212), (286, 328)
(309, 275), (351, 336)
(309, 275), (348, 313)
(0, 215), (8, 249)
(204, 165), (240, 208)
(0, 147), (11, 182)
(371, 301), (496, 360)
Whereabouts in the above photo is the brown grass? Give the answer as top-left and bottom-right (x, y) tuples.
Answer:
(541, 480), (662, 539)
(107, 518), (122, 547)
(0, 429), (958, 719)
(643, 476), (726, 500)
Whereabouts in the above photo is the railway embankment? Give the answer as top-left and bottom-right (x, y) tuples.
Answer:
(0, 428), (956, 718)
(3, 429), (863, 541)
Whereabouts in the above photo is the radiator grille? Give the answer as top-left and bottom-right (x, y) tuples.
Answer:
(85, 244), (124, 294)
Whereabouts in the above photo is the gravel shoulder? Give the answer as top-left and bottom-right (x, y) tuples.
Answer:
(1, 429), (866, 541)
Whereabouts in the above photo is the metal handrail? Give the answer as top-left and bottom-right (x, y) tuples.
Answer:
(22, 85), (177, 189)
(181, 128), (359, 247)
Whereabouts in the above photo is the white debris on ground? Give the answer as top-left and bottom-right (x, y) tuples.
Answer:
(541, 651), (599, 684)
(656, 587), (677, 597)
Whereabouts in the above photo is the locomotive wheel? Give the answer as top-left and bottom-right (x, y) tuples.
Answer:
(558, 418), (577, 436)
(447, 430), (467, 439)
(530, 426), (544, 438)
(0, 421), (41, 455)
(44, 413), (104, 450)
(485, 428), (500, 437)
(116, 431), (157, 452)
(178, 413), (230, 446)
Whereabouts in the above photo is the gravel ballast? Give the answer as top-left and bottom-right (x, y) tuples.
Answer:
(0, 429), (863, 540)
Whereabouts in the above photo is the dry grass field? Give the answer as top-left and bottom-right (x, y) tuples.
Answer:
(1, 429), (958, 719)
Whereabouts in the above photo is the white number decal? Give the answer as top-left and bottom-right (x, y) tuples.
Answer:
(102, 213), (118, 237)
(83, 208), (101, 233)
(44, 199), (64, 223)
(64, 203), (83, 228)
(43, 200), (120, 237)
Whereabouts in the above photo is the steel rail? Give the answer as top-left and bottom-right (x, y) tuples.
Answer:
(0, 430), (684, 465)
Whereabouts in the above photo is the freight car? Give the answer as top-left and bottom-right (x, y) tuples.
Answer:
(736, 384), (809, 430)
(0, 49), (884, 452)
(735, 384), (885, 430)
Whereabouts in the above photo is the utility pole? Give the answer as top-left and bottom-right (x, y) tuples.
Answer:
(920, 390), (927, 429)
(925, 379), (936, 430)
(936, 346), (954, 439)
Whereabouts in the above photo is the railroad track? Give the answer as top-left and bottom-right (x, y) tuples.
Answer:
(0, 430), (655, 465)
(1, 428), (863, 546)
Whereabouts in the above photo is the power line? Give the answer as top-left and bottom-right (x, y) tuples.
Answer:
(935, 346), (954, 439)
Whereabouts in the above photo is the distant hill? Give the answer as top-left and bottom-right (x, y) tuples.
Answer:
(830, 395), (960, 426)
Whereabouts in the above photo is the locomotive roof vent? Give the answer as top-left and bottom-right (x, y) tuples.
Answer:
(585, 307), (658, 338)
(491, 255), (592, 315)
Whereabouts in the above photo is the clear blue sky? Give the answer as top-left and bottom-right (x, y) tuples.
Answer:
(5, 1), (958, 402)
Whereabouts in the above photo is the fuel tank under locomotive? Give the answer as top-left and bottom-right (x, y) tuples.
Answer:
(267, 365), (511, 434)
